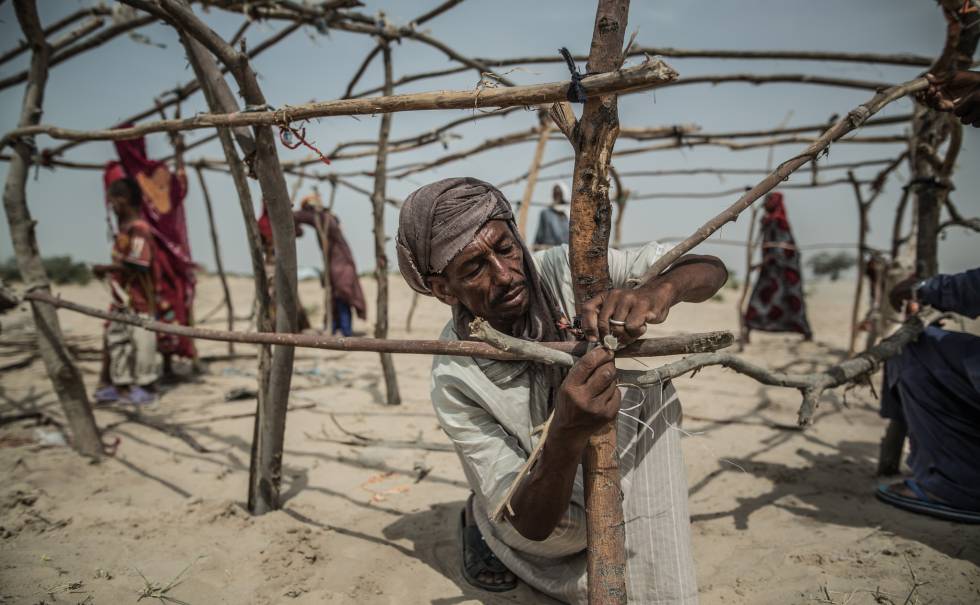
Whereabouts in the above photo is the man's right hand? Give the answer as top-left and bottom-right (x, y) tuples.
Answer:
(553, 347), (621, 443)
(889, 275), (921, 314)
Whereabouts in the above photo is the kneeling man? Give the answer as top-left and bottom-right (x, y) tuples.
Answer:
(396, 178), (726, 604)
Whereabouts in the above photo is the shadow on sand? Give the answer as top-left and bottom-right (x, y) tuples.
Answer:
(382, 501), (562, 605)
(688, 429), (980, 566)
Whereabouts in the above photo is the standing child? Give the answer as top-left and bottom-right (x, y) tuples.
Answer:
(93, 178), (159, 405)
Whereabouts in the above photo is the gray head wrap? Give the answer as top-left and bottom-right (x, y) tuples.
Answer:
(396, 177), (513, 296)
(396, 177), (566, 347)
(397, 177), (571, 416)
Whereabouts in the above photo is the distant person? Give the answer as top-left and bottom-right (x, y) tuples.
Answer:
(875, 268), (980, 523)
(92, 178), (159, 405)
(532, 183), (570, 251)
(257, 202), (311, 331)
(294, 195), (367, 337)
(921, 70), (980, 128)
(743, 192), (813, 342)
(106, 131), (196, 380)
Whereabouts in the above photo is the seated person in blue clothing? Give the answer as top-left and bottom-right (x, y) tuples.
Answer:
(875, 267), (980, 523)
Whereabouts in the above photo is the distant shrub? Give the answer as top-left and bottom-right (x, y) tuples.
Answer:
(807, 252), (855, 281)
(0, 256), (92, 285)
(726, 270), (740, 290)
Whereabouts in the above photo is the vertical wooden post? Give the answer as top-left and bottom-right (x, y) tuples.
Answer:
(324, 180), (338, 331)
(3, 0), (102, 458)
(516, 109), (553, 238)
(911, 106), (945, 280)
(846, 172), (869, 357)
(165, 0), (298, 512)
(313, 202), (333, 332)
(566, 1), (630, 602)
(372, 38), (401, 406)
(327, 178), (338, 211)
(735, 206), (760, 350)
(194, 166), (235, 355)
(179, 31), (275, 504)
(405, 292), (420, 333)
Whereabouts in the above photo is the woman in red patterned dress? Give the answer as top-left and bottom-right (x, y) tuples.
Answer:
(743, 192), (813, 342)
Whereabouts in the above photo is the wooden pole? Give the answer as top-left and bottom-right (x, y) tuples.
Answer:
(876, 105), (944, 474)
(177, 22), (276, 511)
(2, 0), (102, 458)
(910, 107), (947, 280)
(516, 110), (553, 238)
(194, 166), (235, 355)
(158, 0), (299, 514)
(372, 39), (401, 406)
(405, 292), (420, 333)
(566, 2), (630, 602)
(735, 205), (760, 350)
(847, 172), (869, 357)
(4, 58), (678, 144)
(313, 199), (334, 332)
(24, 290), (734, 361)
(326, 179), (338, 211)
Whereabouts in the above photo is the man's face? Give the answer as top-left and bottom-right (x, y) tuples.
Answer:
(552, 185), (563, 204)
(428, 220), (529, 325)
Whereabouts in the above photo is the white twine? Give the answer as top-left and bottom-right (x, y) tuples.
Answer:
(617, 377), (747, 475)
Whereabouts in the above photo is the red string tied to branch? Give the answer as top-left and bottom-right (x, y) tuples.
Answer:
(277, 120), (332, 166)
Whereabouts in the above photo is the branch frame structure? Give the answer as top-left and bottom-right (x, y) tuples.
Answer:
(633, 76), (929, 286)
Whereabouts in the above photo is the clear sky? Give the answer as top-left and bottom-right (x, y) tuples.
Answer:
(1, 1), (977, 281)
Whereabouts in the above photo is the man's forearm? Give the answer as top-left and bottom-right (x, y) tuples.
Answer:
(507, 426), (587, 541)
(648, 254), (728, 305)
(920, 268), (980, 319)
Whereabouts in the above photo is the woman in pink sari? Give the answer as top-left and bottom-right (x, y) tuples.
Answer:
(104, 130), (196, 376)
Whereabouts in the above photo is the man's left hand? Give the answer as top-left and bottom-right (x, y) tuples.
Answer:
(580, 282), (674, 345)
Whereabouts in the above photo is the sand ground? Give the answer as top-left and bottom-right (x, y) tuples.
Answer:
(1, 273), (978, 605)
